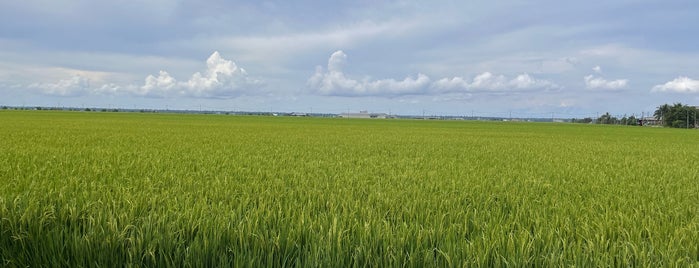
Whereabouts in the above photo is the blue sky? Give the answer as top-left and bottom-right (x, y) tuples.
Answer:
(2, 0), (699, 118)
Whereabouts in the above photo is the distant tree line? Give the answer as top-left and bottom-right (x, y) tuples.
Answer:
(572, 103), (698, 128)
(572, 113), (639, 125)
(654, 103), (698, 128)
(593, 112), (640, 125)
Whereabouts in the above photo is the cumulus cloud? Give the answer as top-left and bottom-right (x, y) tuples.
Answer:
(137, 51), (262, 98)
(584, 75), (628, 90)
(308, 50), (431, 96)
(308, 51), (558, 97)
(21, 51), (262, 98)
(94, 83), (126, 95)
(651, 77), (699, 93)
(432, 72), (557, 92)
(28, 75), (90, 96)
(138, 70), (178, 96)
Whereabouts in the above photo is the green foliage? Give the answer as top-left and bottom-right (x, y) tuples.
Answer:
(619, 115), (638, 126)
(655, 103), (698, 128)
(1, 111), (698, 266)
(596, 112), (618, 124)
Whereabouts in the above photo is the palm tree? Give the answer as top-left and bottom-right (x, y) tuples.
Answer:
(654, 104), (672, 126)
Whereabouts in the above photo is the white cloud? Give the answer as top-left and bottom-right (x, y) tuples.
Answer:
(510, 74), (557, 89)
(592, 65), (602, 73)
(309, 51), (558, 97)
(95, 83), (126, 95)
(584, 75), (628, 90)
(651, 77), (699, 93)
(431, 77), (469, 91)
(432, 72), (557, 92)
(471, 72), (507, 89)
(140, 71), (177, 96)
(327, 50), (347, 72)
(136, 51), (263, 98)
(308, 50), (431, 96)
(28, 75), (90, 96)
(20, 51), (262, 98)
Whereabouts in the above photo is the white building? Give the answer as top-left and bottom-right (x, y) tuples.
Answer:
(339, 110), (388, 119)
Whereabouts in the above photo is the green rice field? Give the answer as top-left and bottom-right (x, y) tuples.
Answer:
(1, 110), (697, 266)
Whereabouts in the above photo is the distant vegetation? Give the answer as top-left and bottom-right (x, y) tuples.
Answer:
(572, 103), (698, 128)
(1, 111), (698, 266)
(588, 112), (640, 125)
(654, 103), (698, 128)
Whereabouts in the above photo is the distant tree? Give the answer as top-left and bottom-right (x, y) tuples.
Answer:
(624, 115), (637, 126)
(655, 103), (698, 128)
(654, 104), (671, 124)
(596, 112), (618, 124)
(1, 106), (7, 110)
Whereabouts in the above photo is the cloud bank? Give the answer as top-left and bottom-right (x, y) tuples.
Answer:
(29, 76), (90, 96)
(26, 52), (262, 98)
(652, 77), (699, 93)
(308, 50), (431, 96)
(433, 72), (557, 92)
(308, 50), (557, 97)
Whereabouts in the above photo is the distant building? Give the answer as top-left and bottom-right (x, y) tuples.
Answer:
(641, 117), (661, 126)
(339, 110), (388, 119)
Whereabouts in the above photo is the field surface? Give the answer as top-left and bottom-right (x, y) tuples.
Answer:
(1, 111), (698, 266)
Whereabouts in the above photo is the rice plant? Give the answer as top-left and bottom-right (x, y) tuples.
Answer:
(0, 110), (697, 266)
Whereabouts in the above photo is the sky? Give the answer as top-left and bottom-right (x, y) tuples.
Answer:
(2, 0), (699, 118)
